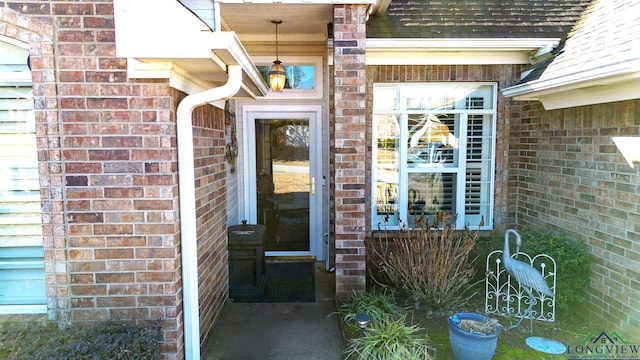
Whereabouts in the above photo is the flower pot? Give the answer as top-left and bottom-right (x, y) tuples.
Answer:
(448, 312), (501, 360)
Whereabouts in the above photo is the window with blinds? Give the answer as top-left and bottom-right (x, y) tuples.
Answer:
(0, 40), (46, 313)
(372, 83), (496, 230)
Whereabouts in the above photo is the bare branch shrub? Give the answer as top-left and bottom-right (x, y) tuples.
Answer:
(369, 213), (482, 312)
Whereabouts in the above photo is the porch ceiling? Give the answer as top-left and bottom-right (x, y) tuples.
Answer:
(220, 3), (332, 43)
(217, 0), (388, 40)
(217, 1), (382, 56)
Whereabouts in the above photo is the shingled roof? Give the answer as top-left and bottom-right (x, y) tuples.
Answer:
(367, 0), (593, 39)
(531, 0), (640, 84)
(502, 0), (640, 109)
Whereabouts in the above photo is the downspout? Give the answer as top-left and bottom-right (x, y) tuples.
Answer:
(177, 65), (242, 360)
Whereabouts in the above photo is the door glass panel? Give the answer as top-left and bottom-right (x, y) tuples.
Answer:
(256, 119), (310, 251)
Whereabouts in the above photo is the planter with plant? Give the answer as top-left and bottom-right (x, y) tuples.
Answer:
(448, 312), (501, 360)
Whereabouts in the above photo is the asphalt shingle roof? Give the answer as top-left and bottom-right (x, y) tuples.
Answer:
(532, 0), (640, 83)
(367, 0), (593, 39)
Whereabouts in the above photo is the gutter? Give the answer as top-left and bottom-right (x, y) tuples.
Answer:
(366, 38), (561, 51)
(364, 38), (561, 65)
(177, 65), (242, 360)
(502, 60), (640, 99)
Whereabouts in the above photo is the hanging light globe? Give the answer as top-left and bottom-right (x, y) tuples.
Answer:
(268, 20), (286, 92)
(269, 60), (286, 92)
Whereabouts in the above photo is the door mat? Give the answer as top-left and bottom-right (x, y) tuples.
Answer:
(234, 261), (315, 303)
(262, 261), (315, 303)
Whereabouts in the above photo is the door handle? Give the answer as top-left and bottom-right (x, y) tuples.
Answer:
(311, 177), (316, 195)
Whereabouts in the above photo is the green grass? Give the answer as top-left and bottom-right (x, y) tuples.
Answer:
(340, 289), (593, 360)
(418, 310), (591, 360)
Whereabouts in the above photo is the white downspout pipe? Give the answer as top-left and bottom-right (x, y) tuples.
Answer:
(177, 65), (242, 360)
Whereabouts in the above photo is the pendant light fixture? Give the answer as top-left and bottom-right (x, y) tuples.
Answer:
(269, 20), (286, 92)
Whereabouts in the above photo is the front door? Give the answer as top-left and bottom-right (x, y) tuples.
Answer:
(245, 106), (323, 259)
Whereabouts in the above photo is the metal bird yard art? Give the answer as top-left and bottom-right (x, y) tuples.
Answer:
(485, 229), (557, 332)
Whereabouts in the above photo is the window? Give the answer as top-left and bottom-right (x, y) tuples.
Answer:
(257, 64), (315, 91)
(253, 56), (323, 99)
(372, 83), (496, 230)
(0, 39), (46, 314)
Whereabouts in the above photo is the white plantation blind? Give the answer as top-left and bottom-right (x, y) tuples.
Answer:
(465, 113), (494, 225)
(0, 41), (46, 310)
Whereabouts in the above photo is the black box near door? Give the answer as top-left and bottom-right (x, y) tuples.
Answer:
(228, 221), (266, 300)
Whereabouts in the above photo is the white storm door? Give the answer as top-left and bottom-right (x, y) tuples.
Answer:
(244, 105), (323, 260)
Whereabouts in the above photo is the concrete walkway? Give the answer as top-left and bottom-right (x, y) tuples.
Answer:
(202, 262), (344, 360)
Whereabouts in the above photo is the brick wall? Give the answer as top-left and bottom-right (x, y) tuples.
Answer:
(332, 4), (368, 299)
(186, 91), (229, 349)
(1, 2), (190, 359)
(514, 99), (640, 335)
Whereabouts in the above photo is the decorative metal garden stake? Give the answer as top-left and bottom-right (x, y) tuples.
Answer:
(485, 229), (557, 332)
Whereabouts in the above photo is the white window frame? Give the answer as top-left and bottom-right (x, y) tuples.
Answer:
(372, 82), (497, 230)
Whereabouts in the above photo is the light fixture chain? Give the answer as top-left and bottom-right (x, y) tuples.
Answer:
(275, 21), (279, 61)
(269, 20), (286, 92)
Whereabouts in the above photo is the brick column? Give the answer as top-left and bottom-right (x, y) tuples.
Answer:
(333, 4), (367, 299)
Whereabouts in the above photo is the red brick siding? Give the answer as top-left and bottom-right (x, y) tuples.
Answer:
(514, 99), (640, 333)
(2, 3), (186, 359)
(333, 4), (368, 299)
(328, 70), (336, 271)
(183, 91), (229, 349)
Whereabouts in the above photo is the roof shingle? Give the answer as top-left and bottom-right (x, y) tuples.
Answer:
(367, 0), (593, 39)
(534, 0), (640, 83)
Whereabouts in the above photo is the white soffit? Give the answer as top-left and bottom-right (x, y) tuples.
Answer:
(113, 0), (267, 98)
(366, 38), (561, 65)
(503, 60), (640, 110)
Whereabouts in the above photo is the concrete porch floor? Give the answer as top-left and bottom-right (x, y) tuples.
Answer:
(202, 262), (344, 359)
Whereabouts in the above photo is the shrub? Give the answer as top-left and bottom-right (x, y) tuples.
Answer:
(369, 213), (482, 312)
(519, 228), (591, 313)
(344, 316), (435, 360)
(476, 228), (591, 313)
(0, 320), (162, 359)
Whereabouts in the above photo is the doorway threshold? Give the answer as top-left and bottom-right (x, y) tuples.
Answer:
(266, 255), (316, 261)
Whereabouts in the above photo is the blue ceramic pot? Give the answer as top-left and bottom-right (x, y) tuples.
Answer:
(448, 312), (501, 360)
